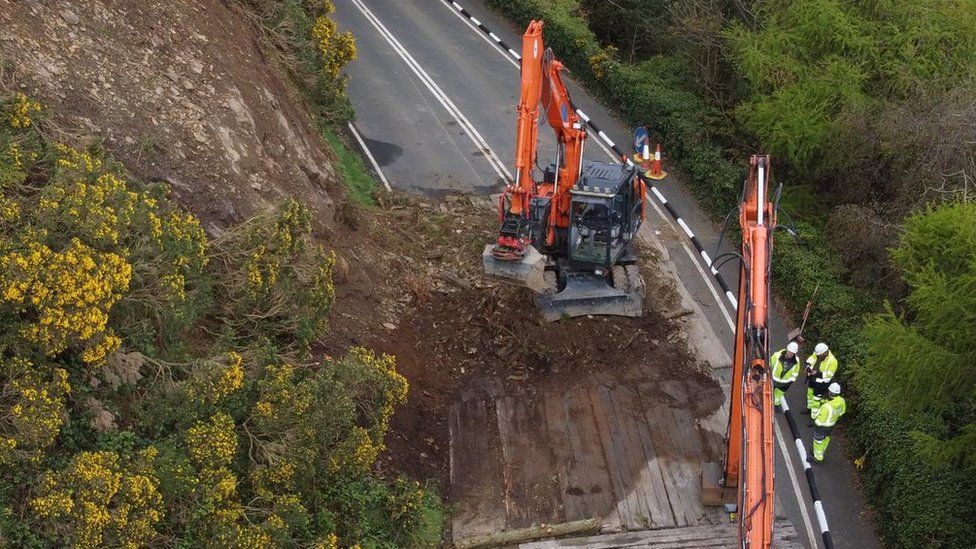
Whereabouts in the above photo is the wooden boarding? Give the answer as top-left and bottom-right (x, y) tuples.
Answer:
(597, 385), (676, 530)
(541, 390), (594, 521)
(561, 387), (618, 527)
(450, 395), (508, 541)
(450, 368), (801, 545)
(519, 518), (803, 548)
(495, 395), (563, 526)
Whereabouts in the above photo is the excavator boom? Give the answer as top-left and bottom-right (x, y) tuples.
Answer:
(733, 155), (776, 548)
(704, 155), (776, 548)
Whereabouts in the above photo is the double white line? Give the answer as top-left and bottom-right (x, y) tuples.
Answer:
(347, 0), (513, 184)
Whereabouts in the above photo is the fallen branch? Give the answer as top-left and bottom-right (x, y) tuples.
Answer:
(454, 518), (602, 549)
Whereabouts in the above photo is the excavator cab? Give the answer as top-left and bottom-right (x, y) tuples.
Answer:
(534, 162), (645, 320)
(567, 163), (642, 266)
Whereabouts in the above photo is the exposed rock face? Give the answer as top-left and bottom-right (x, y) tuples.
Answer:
(0, 0), (337, 233)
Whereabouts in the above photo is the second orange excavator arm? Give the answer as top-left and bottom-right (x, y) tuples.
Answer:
(725, 155), (776, 548)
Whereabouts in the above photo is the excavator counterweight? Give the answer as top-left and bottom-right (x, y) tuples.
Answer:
(483, 21), (646, 320)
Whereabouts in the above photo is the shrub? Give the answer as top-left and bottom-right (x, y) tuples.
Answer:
(0, 98), (443, 547)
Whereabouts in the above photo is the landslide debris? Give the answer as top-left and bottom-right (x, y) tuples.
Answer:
(0, 0), (338, 233)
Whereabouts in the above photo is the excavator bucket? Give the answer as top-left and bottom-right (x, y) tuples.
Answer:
(482, 244), (549, 293)
(536, 272), (643, 321)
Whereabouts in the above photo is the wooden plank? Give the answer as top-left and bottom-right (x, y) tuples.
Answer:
(495, 395), (521, 524)
(638, 391), (703, 526)
(541, 391), (586, 521)
(588, 385), (639, 529)
(507, 392), (563, 528)
(520, 518), (802, 549)
(451, 395), (507, 542)
(603, 384), (677, 530)
(563, 387), (618, 528)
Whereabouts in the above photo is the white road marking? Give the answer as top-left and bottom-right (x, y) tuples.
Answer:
(440, 0), (520, 69)
(347, 122), (392, 191)
(349, 0), (513, 183)
(679, 244), (735, 330)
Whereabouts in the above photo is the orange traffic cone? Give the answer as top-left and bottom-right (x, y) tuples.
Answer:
(645, 143), (667, 180)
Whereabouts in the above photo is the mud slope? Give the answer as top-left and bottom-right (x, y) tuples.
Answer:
(0, 0), (337, 232)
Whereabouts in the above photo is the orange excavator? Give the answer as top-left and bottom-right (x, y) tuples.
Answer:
(482, 21), (646, 320)
(703, 155), (777, 548)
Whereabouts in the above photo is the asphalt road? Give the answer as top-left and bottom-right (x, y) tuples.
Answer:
(334, 1), (880, 547)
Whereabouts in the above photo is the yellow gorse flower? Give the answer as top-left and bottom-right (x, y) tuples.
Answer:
(30, 450), (163, 548)
(312, 2), (356, 83)
(186, 412), (237, 469)
(6, 93), (41, 128)
(0, 237), (131, 364)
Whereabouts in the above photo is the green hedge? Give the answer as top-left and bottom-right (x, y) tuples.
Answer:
(485, 0), (740, 212)
(775, 224), (976, 547)
(486, 1), (976, 546)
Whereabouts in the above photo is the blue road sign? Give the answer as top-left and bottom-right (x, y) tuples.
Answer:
(633, 126), (649, 154)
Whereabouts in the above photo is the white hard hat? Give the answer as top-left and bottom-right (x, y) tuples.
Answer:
(786, 342), (799, 354)
(828, 382), (841, 396)
(815, 342), (829, 355)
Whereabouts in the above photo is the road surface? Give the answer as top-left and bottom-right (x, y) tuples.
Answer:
(334, 1), (879, 547)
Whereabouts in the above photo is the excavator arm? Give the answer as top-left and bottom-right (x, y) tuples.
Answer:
(723, 155), (777, 548)
(498, 20), (587, 252)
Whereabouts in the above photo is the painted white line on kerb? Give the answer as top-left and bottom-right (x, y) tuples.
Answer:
(778, 422), (819, 546)
(441, 0), (519, 69)
(349, 0), (513, 183)
(347, 122), (392, 192)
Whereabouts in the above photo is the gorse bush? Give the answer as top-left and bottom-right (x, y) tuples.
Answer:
(244, 0), (356, 124)
(0, 97), (442, 547)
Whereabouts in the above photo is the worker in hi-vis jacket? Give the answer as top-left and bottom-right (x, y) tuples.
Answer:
(812, 383), (846, 462)
(771, 341), (801, 407)
(805, 342), (838, 419)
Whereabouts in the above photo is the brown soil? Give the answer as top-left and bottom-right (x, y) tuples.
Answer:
(320, 195), (725, 496)
(0, 0), (338, 234)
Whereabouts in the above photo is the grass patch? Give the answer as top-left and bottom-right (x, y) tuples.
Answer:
(323, 127), (377, 207)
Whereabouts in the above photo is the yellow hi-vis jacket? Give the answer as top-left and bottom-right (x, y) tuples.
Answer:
(806, 351), (838, 384)
(814, 396), (847, 427)
(771, 349), (800, 384)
